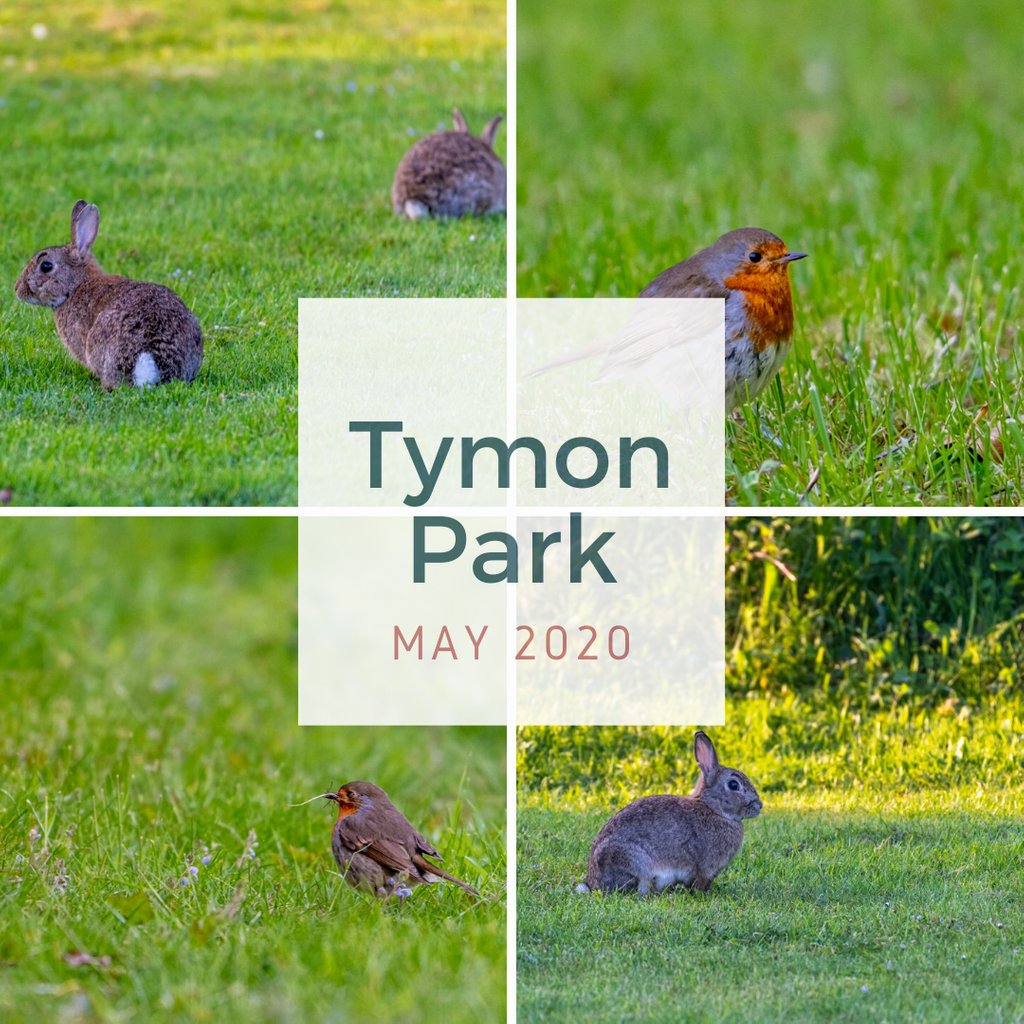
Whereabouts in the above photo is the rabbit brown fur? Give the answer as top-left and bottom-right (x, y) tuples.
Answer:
(14, 200), (203, 389)
(580, 731), (762, 895)
(391, 108), (506, 220)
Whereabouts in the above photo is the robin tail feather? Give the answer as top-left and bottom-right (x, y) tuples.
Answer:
(416, 855), (479, 895)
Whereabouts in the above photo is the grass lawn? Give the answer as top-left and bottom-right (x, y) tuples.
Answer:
(0, 0), (506, 505)
(517, 713), (1024, 1024)
(0, 518), (506, 1022)
(516, 0), (1024, 505)
(517, 518), (1024, 1021)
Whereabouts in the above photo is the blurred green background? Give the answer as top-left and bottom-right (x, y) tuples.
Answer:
(0, 0), (506, 504)
(518, 516), (1023, 1023)
(0, 518), (506, 1022)
(517, 0), (1024, 504)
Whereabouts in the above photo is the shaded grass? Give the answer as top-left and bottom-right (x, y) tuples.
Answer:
(517, 0), (1024, 505)
(726, 516), (1024, 706)
(0, 0), (506, 505)
(0, 519), (506, 1022)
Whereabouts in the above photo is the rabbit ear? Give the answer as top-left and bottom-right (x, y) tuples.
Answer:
(71, 201), (100, 254)
(481, 114), (503, 149)
(694, 731), (720, 779)
(452, 108), (469, 132)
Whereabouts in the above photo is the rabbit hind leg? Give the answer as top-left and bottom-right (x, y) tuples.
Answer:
(593, 841), (655, 895)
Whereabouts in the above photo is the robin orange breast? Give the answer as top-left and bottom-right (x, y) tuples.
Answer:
(527, 227), (807, 414)
(320, 781), (478, 899)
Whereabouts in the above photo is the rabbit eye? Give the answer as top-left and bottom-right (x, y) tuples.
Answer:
(40, 260), (54, 273)
(747, 252), (762, 263)
(727, 778), (740, 791)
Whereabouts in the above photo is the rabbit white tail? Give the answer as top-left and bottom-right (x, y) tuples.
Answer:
(133, 352), (159, 387)
(575, 882), (591, 894)
(403, 200), (429, 220)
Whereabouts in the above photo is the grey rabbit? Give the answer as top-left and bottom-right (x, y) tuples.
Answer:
(391, 108), (506, 220)
(578, 731), (762, 895)
(14, 200), (203, 388)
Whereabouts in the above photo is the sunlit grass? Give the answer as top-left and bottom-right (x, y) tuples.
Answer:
(0, 0), (506, 505)
(0, 518), (506, 1023)
(517, 0), (1024, 505)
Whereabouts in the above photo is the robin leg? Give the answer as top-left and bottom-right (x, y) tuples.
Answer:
(382, 874), (418, 900)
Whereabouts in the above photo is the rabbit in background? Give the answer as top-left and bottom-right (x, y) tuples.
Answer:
(391, 108), (506, 220)
(14, 200), (203, 388)
(578, 731), (762, 895)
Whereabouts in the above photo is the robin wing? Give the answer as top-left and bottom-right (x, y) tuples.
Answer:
(524, 293), (724, 389)
(591, 297), (725, 408)
(411, 829), (441, 860)
(337, 818), (423, 878)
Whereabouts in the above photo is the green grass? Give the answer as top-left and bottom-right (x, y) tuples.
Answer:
(726, 516), (1024, 704)
(0, 519), (506, 1022)
(518, 712), (1024, 1024)
(517, 0), (1024, 505)
(0, 0), (506, 505)
(518, 518), (1024, 1021)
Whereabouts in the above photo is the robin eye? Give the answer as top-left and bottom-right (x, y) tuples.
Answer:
(747, 252), (762, 263)
(728, 778), (740, 791)
(40, 260), (54, 272)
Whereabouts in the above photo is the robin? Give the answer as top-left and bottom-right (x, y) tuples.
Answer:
(320, 781), (478, 898)
(527, 227), (807, 414)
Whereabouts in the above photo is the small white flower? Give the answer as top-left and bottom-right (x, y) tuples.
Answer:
(314, 129), (325, 140)
(860, 985), (869, 994)
(31, 24), (49, 41)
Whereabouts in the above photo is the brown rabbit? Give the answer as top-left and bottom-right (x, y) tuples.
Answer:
(14, 200), (203, 388)
(391, 109), (506, 220)
(578, 731), (762, 895)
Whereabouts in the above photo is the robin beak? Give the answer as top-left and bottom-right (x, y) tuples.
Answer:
(321, 792), (340, 803)
(776, 251), (808, 263)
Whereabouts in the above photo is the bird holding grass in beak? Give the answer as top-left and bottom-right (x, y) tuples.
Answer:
(316, 781), (478, 899)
